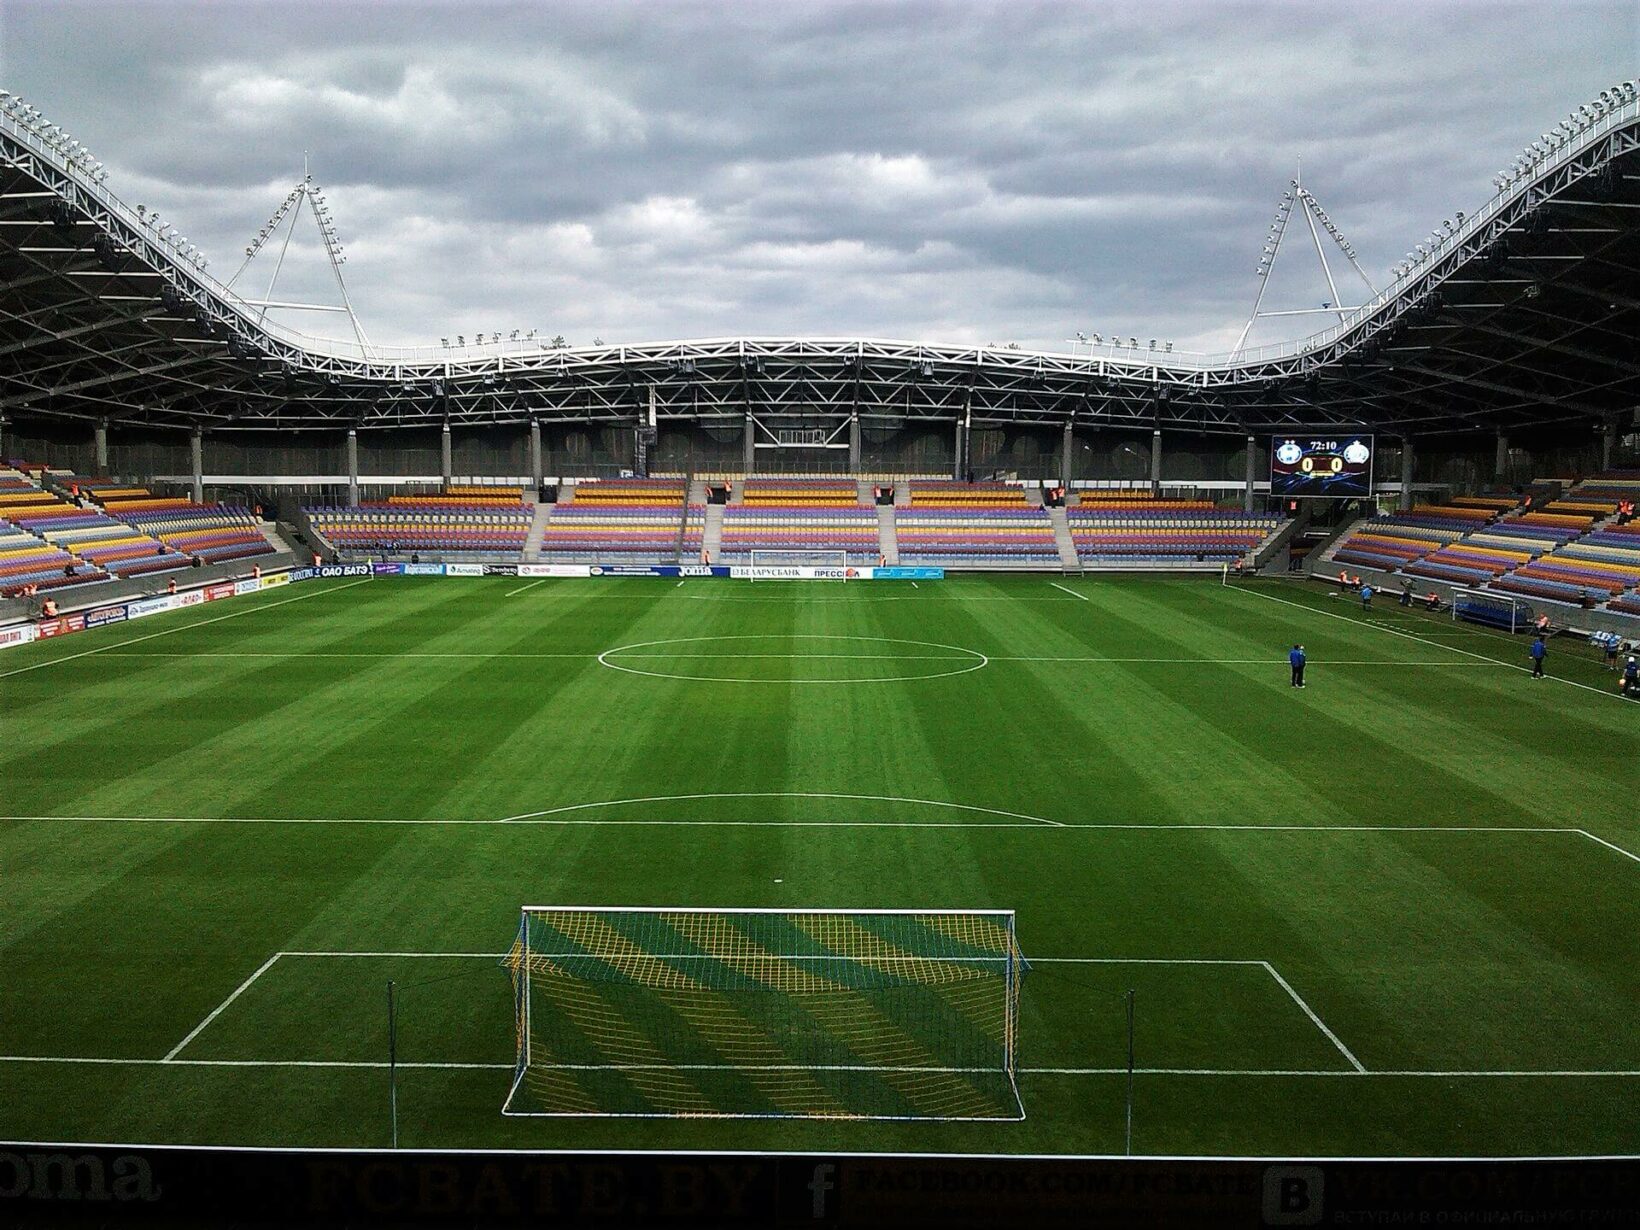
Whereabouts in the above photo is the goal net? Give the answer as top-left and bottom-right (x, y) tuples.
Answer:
(746, 549), (851, 576)
(1452, 587), (1534, 633)
(503, 907), (1027, 1121)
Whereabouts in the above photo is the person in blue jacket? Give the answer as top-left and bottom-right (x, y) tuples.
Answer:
(1622, 655), (1638, 698)
(1529, 634), (1547, 679)
(1360, 582), (1374, 611)
(1289, 644), (1306, 688)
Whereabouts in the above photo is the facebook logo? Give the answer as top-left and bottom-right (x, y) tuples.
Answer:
(1262, 1165), (1323, 1225)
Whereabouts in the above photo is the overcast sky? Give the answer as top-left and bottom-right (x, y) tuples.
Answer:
(3, 1), (1635, 354)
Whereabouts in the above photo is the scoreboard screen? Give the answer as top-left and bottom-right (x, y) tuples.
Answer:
(1270, 435), (1374, 497)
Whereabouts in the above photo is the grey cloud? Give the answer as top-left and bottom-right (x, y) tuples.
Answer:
(2, 0), (1635, 352)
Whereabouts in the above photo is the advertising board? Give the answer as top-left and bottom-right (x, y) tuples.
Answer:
(0, 624), (37, 650)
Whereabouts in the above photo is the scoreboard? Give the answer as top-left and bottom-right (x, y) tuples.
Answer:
(1270, 435), (1374, 497)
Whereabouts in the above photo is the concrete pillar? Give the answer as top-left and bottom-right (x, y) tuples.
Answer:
(1061, 421), (1074, 491)
(848, 411), (861, 474)
(1494, 432), (1509, 482)
(742, 412), (755, 474)
(346, 428), (360, 506)
(1400, 437), (1415, 511)
(953, 418), (964, 481)
(1244, 434), (1257, 513)
(529, 420), (543, 493)
(1150, 429), (1163, 496)
(94, 420), (109, 472)
(0, 416), (6, 462)
(1603, 417), (1617, 471)
(190, 428), (204, 503)
(440, 423), (453, 486)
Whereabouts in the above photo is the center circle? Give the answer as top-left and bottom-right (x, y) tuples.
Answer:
(597, 634), (989, 684)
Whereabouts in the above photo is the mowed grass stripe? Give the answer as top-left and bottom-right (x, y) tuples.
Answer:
(1, 574), (1635, 1156)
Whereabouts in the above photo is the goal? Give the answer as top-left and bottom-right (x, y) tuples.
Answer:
(503, 906), (1027, 1121)
(1451, 587), (1534, 633)
(747, 549), (851, 576)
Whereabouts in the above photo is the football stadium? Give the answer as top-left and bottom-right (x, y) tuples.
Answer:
(2, 7), (1639, 1226)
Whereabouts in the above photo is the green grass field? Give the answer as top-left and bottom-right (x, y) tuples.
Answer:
(2, 572), (1637, 1157)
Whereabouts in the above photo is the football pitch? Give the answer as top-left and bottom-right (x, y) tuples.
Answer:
(2, 572), (1637, 1157)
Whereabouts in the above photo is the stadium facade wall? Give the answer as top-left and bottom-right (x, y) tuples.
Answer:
(6, 414), (1634, 492)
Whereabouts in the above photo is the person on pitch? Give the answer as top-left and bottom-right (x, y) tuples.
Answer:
(1622, 655), (1639, 697)
(1289, 643), (1306, 689)
(1360, 582), (1374, 612)
(1529, 633), (1547, 679)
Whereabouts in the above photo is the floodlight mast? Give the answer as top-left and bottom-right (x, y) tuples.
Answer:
(1232, 165), (1377, 356)
(224, 155), (371, 350)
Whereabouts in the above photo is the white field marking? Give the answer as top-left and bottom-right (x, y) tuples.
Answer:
(5, 1055), (1640, 1078)
(86, 649), (1504, 668)
(162, 953), (283, 1061)
(982, 657), (1503, 667)
(615, 653), (976, 660)
(0, 814), (1594, 848)
(681, 593), (1084, 603)
(500, 792), (1066, 827)
(911, 581), (919, 589)
(0, 1056), (511, 1070)
(503, 578), (549, 597)
(1260, 962), (1366, 1073)
(1049, 581), (1089, 602)
(275, 952), (1255, 965)
(1229, 582), (1625, 702)
(596, 634), (989, 684)
(99, 651), (597, 659)
(0, 578), (373, 681)
(0, 954), (1602, 1083)
(1017, 1068), (1640, 1078)
(1573, 829), (1640, 865)
(281, 950), (504, 958)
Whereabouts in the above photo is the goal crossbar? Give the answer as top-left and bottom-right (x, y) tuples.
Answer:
(1451, 586), (1534, 634)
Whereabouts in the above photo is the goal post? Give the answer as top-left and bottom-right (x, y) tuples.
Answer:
(1451, 587), (1534, 634)
(503, 906), (1027, 1121)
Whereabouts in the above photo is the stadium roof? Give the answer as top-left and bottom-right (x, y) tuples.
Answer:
(3, 85), (1638, 440)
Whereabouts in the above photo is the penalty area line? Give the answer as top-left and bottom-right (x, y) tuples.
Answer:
(1260, 962), (1366, 1073)
(6, 1054), (1640, 1079)
(1049, 581), (1088, 602)
(162, 953), (282, 1061)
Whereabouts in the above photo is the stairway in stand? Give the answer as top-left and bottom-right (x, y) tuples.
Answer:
(1048, 506), (1079, 571)
(523, 504), (554, 561)
(703, 505), (725, 561)
(877, 505), (898, 565)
